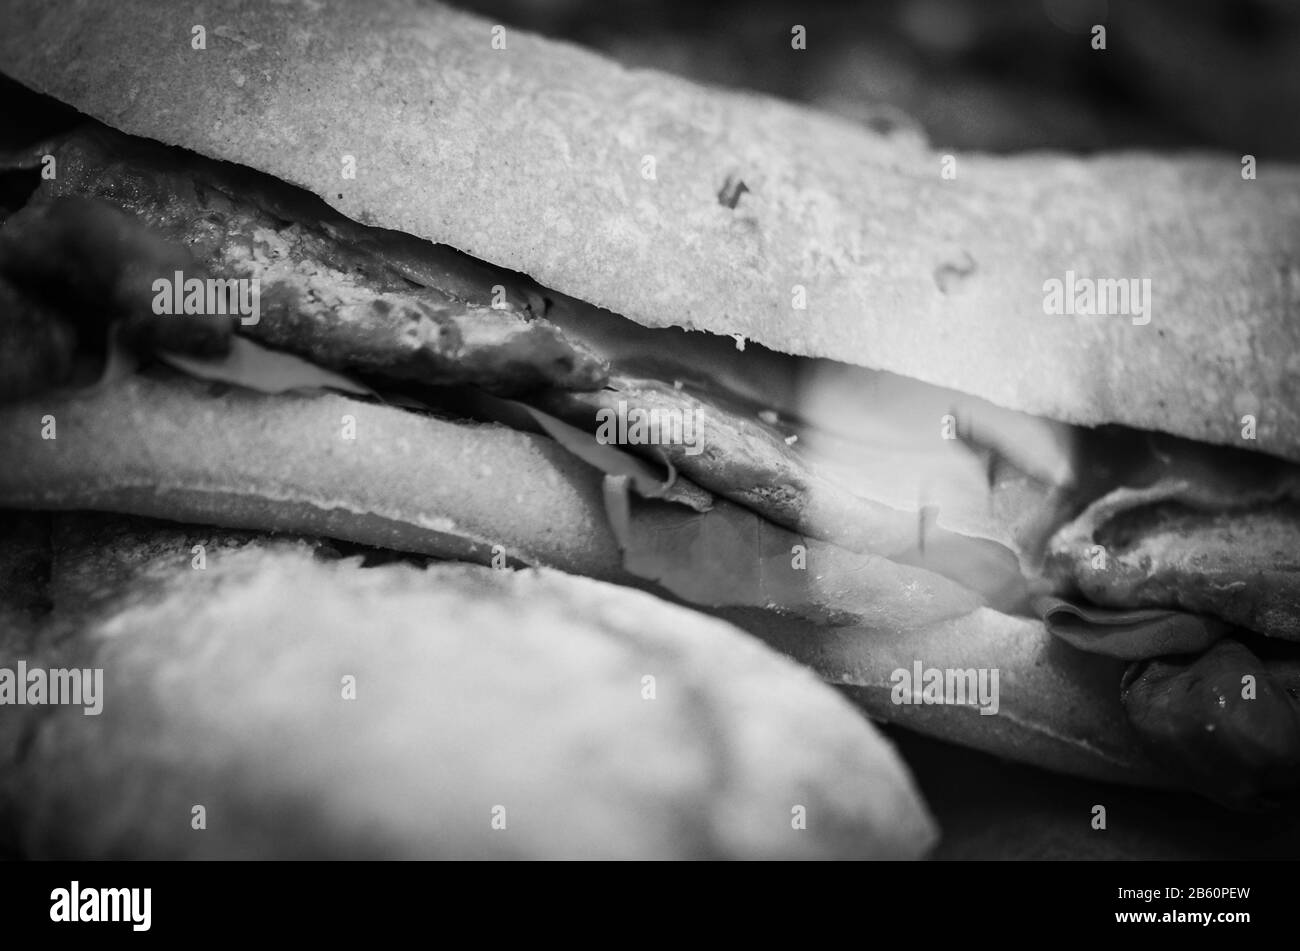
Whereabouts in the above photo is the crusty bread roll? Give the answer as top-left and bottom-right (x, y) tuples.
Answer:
(2, 0), (1297, 458)
(1, 525), (935, 859)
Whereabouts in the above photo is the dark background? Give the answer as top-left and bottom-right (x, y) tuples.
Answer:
(451, 0), (1300, 158)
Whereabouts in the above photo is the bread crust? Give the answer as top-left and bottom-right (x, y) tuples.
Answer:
(3, 0), (1297, 458)
(2, 534), (936, 859)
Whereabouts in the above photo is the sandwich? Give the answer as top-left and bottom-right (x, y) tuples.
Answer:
(0, 0), (1297, 856)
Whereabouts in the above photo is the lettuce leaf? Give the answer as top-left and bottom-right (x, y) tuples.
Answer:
(1036, 595), (1228, 659)
(158, 335), (372, 396)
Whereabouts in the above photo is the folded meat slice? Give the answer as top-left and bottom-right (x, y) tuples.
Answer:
(1037, 433), (1300, 804)
(7, 124), (607, 393)
(540, 376), (1033, 609)
(1122, 640), (1300, 806)
(542, 377), (923, 556)
(1049, 476), (1300, 642)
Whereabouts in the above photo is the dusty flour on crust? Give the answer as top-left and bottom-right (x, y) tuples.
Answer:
(1, 0), (1297, 459)
(8, 542), (936, 859)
